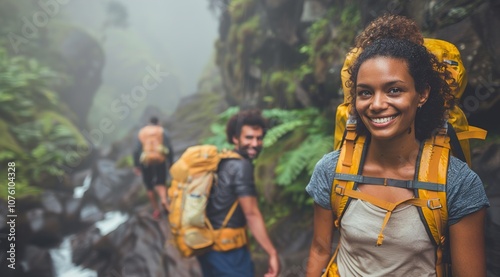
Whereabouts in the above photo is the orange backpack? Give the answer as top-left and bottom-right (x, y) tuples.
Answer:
(138, 125), (168, 165)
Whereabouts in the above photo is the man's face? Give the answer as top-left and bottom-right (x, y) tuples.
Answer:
(232, 125), (264, 159)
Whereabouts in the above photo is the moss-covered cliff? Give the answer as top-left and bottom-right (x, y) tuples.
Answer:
(212, 0), (499, 130)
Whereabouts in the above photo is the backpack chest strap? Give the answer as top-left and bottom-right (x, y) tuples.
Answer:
(334, 185), (442, 246)
(334, 173), (446, 192)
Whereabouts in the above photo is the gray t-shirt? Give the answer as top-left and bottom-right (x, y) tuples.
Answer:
(206, 156), (257, 229)
(306, 150), (489, 225)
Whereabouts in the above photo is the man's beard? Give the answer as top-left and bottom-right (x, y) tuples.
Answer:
(239, 145), (262, 160)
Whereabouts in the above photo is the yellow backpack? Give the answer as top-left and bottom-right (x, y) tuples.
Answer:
(325, 39), (487, 277)
(138, 125), (169, 165)
(167, 145), (247, 257)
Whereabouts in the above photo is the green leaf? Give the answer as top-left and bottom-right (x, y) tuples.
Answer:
(32, 144), (48, 159)
(0, 119), (25, 155)
(263, 120), (307, 147)
(38, 111), (87, 145)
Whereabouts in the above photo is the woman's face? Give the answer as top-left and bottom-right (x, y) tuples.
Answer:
(355, 57), (428, 141)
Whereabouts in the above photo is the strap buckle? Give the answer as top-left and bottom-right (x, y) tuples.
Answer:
(346, 115), (357, 126)
(334, 185), (345, 196)
(427, 198), (442, 210)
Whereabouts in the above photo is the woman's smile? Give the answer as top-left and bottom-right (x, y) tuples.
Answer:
(369, 115), (398, 125)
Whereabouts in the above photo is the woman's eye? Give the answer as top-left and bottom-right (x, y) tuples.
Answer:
(357, 90), (372, 97)
(388, 88), (402, 94)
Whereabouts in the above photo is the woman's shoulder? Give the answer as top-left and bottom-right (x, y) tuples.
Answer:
(447, 156), (480, 180)
(314, 150), (341, 172)
(446, 155), (485, 198)
(446, 155), (489, 224)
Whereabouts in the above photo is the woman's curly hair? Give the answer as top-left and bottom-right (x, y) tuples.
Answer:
(341, 14), (424, 102)
(354, 14), (424, 49)
(347, 38), (456, 141)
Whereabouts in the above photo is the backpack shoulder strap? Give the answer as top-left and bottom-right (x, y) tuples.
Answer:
(331, 117), (366, 227)
(219, 150), (242, 160)
(417, 126), (450, 277)
(221, 201), (239, 228)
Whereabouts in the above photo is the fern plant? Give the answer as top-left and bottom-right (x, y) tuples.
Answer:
(0, 47), (84, 198)
(259, 108), (333, 207)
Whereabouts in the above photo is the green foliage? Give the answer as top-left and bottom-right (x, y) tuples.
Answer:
(227, 14), (262, 82)
(305, 8), (336, 65)
(221, 6), (264, 101)
(259, 4), (362, 109)
(338, 4), (362, 49)
(260, 108), (332, 192)
(0, 177), (41, 199)
(0, 119), (24, 156)
(263, 120), (307, 147)
(228, 0), (256, 24)
(11, 111), (87, 179)
(265, 71), (299, 107)
(304, 5), (360, 69)
(274, 135), (332, 186)
(0, 47), (84, 198)
(0, 51), (60, 122)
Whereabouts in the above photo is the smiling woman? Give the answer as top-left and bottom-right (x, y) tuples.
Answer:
(348, 39), (453, 143)
(306, 38), (489, 277)
(354, 57), (428, 143)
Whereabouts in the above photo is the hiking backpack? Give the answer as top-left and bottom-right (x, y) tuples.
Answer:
(138, 125), (169, 165)
(167, 145), (247, 257)
(324, 39), (487, 277)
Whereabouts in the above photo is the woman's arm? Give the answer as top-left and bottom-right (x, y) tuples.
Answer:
(306, 203), (335, 277)
(449, 208), (487, 277)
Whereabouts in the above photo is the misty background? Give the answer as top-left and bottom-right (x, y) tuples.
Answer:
(63, 0), (219, 145)
(1, 1), (499, 276)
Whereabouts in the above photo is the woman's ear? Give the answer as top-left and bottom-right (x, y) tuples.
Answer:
(419, 85), (430, 106)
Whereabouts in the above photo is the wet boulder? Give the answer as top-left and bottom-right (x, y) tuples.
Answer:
(21, 245), (56, 277)
(25, 208), (63, 248)
(84, 159), (142, 213)
(72, 211), (167, 276)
